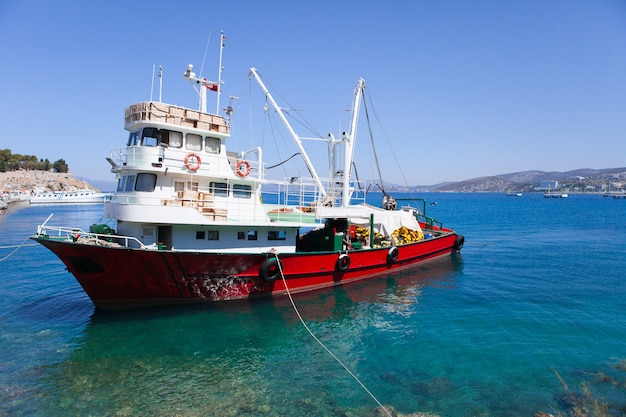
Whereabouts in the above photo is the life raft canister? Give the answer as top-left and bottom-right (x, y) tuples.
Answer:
(184, 152), (201, 171)
(335, 254), (351, 272)
(236, 160), (251, 177)
(387, 246), (399, 264)
(259, 258), (283, 282)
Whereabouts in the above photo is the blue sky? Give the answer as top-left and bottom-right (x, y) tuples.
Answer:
(1, 0), (625, 185)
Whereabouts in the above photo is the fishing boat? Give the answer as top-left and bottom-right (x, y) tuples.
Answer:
(29, 187), (110, 205)
(31, 46), (463, 309)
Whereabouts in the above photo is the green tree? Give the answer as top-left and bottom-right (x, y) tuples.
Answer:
(52, 159), (69, 173)
(0, 149), (10, 165)
(38, 158), (51, 171)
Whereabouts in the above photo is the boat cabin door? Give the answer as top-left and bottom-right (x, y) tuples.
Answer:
(158, 225), (173, 250)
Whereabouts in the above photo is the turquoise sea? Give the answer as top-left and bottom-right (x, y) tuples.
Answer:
(1, 193), (625, 417)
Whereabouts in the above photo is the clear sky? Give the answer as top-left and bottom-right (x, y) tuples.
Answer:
(1, 0), (625, 186)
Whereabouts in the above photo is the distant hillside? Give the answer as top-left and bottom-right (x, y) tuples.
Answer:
(433, 167), (626, 193)
(0, 170), (98, 193)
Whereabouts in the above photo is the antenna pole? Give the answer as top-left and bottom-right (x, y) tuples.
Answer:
(150, 64), (155, 101)
(158, 66), (163, 102)
(216, 31), (225, 114)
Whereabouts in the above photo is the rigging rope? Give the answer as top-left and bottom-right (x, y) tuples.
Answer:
(273, 252), (393, 417)
(363, 89), (419, 201)
(0, 236), (35, 262)
(361, 95), (386, 195)
(265, 153), (301, 170)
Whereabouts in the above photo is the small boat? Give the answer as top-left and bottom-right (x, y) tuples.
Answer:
(29, 187), (110, 205)
(544, 186), (568, 199)
(31, 41), (463, 309)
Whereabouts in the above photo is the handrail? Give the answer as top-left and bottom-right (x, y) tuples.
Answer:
(35, 225), (146, 249)
(394, 197), (444, 231)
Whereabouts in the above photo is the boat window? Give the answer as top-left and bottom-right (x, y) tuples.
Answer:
(247, 231), (258, 241)
(135, 173), (157, 192)
(160, 129), (183, 148)
(207, 230), (219, 240)
(268, 230), (287, 240)
(210, 182), (228, 197)
(196, 231), (205, 240)
(141, 127), (160, 146)
(204, 136), (221, 154)
(233, 184), (252, 199)
(185, 133), (202, 151)
(117, 176), (126, 192)
(237, 231), (245, 240)
(125, 175), (136, 192)
(127, 131), (140, 146)
(170, 131), (183, 147)
(174, 181), (184, 193)
(187, 181), (199, 191)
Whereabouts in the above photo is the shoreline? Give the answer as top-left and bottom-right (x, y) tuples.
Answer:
(0, 170), (98, 194)
(0, 170), (100, 216)
(0, 199), (29, 217)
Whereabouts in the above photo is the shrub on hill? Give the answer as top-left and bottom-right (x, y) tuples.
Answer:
(0, 149), (68, 173)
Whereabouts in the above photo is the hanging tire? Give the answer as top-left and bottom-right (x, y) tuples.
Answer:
(454, 235), (465, 251)
(387, 246), (399, 264)
(335, 254), (351, 272)
(259, 258), (283, 282)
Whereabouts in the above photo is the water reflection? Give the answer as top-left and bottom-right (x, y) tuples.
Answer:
(34, 256), (462, 417)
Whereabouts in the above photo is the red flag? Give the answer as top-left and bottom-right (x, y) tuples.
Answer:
(207, 83), (218, 92)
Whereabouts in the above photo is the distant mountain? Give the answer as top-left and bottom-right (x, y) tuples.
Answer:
(76, 177), (117, 193)
(433, 167), (626, 193)
(76, 167), (626, 195)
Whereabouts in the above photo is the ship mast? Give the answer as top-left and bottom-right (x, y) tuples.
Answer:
(183, 64), (218, 113)
(216, 31), (225, 114)
(341, 78), (364, 207)
(249, 67), (327, 197)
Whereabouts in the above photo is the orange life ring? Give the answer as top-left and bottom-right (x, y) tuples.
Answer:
(184, 152), (201, 170)
(236, 160), (251, 177)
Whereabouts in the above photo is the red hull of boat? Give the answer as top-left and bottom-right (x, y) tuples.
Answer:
(33, 232), (460, 309)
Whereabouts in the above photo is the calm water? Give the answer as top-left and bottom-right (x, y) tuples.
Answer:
(1, 193), (625, 417)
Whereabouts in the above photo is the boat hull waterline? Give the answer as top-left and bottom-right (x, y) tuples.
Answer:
(33, 231), (461, 309)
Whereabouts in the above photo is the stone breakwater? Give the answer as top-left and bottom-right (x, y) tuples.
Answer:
(0, 170), (97, 195)
(0, 171), (99, 214)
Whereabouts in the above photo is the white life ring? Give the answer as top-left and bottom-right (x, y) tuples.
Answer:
(184, 152), (201, 171)
(236, 160), (251, 177)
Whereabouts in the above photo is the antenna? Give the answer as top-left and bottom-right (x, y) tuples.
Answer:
(184, 64), (218, 113)
(216, 31), (226, 114)
(150, 64), (155, 101)
(158, 66), (163, 102)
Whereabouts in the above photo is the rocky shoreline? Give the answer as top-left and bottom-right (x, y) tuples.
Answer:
(0, 170), (99, 214)
(0, 170), (97, 193)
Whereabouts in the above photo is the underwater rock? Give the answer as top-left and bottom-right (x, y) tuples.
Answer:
(554, 391), (592, 409)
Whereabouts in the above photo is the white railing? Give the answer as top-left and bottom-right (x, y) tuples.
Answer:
(36, 224), (146, 249)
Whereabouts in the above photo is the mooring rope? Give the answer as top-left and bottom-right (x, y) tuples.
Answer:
(273, 252), (393, 417)
(0, 237), (36, 262)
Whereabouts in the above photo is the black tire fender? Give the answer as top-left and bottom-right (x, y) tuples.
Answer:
(336, 254), (351, 272)
(454, 235), (465, 251)
(259, 258), (283, 282)
(387, 246), (399, 264)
